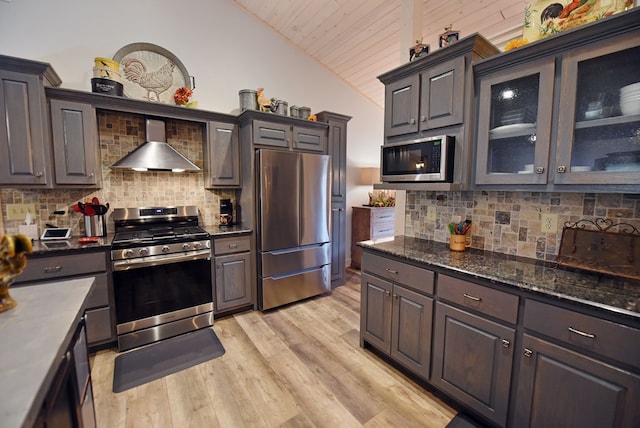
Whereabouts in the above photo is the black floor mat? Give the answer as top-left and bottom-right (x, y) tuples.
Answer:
(113, 328), (225, 393)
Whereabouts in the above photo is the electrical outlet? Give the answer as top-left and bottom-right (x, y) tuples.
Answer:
(541, 213), (558, 233)
(427, 206), (437, 221)
(6, 203), (37, 221)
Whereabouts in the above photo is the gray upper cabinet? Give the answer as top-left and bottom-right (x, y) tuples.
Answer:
(474, 9), (640, 192)
(50, 99), (101, 187)
(419, 56), (465, 130)
(475, 59), (555, 186)
(0, 59), (60, 187)
(377, 34), (500, 191)
(383, 57), (465, 138)
(384, 74), (420, 137)
(205, 121), (240, 188)
(250, 115), (327, 153)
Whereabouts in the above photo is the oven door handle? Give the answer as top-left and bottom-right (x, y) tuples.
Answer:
(112, 250), (211, 271)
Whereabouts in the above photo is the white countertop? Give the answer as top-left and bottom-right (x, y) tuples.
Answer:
(0, 278), (94, 428)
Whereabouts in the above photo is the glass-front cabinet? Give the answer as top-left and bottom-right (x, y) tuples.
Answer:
(475, 10), (640, 191)
(475, 60), (555, 185)
(555, 35), (640, 185)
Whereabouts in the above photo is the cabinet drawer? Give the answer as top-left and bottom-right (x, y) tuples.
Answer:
(292, 126), (326, 152)
(362, 252), (434, 295)
(15, 251), (107, 284)
(253, 120), (290, 147)
(371, 207), (395, 223)
(370, 221), (394, 240)
(524, 299), (640, 370)
(214, 235), (251, 255)
(85, 307), (113, 345)
(437, 274), (519, 324)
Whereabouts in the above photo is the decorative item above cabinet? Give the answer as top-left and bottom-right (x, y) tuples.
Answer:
(376, 34), (500, 192)
(473, 7), (640, 193)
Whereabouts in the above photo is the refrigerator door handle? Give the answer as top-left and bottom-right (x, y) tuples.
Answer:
(264, 242), (330, 256)
(263, 265), (328, 280)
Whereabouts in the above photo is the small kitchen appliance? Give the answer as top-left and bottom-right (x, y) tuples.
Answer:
(381, 135), (455, 183)
(110, 205), (212, 351)
(219, 199), (234, 227)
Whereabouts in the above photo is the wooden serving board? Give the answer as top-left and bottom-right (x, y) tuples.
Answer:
(557, 227), (640, 280)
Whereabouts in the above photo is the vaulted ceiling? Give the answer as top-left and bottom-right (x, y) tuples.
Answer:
(232, 0), (528, 108)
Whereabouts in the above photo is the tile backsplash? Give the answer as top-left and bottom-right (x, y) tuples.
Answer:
(405, 190), (640, 261)
(1, 111), (235, 237)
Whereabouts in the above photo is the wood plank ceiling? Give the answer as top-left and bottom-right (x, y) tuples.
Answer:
(232, 0), (529, 108)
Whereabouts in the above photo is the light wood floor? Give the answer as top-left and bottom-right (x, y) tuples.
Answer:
(90, 269), (457, 428)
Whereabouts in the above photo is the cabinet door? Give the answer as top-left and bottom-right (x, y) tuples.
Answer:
(206, 121), (240, 188)
(475, 59), (555, 185)
(514, 334), (640, 428)
(419, 56), (464, 130)
(360, 273), (392, 353)
(50, 99), (100, 186)
(326, 118), (347, 200)
(215, 252), (252, 312)
(253, 119), (291, 147)
(384, 75), (420, 137)
(555, 35), (640, 185)
(0, 69), (50, 186)
(293, 125), (327, 153)
(391, 285), (433, 380)
(432, 302), (515, 427)
(330, 202), (346, 287)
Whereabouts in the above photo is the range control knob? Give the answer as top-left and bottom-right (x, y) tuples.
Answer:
(194, 242), (202, 249)
(139, 248), (149, 256)
(162, 245), (171, 253)
(182, 243), (191, 251)
(124, 249), (134, 258)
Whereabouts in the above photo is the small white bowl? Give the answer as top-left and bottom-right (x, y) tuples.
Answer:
(621, 100), (640, 116)
(621, 82), (640, 94)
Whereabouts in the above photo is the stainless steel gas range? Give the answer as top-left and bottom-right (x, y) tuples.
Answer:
(110, 206), (213, 351)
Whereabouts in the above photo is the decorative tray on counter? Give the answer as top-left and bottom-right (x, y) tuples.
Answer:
(557, 218), (640, 281)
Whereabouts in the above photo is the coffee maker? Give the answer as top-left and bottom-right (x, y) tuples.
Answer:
(219, 199), (233, 227)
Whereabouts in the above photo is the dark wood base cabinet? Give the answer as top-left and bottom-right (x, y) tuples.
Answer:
(514, 334), (640, 428)
(360, 248), (640, 428)
(432, 302), (514, 427)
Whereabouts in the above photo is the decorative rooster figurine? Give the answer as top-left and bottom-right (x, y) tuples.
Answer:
(256, 87), (278, 112)
(121, 58), (176, 102)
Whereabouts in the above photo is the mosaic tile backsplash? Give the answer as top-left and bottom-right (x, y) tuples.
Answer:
(404, 191), (640, 261)
(1, 111), (235, 237)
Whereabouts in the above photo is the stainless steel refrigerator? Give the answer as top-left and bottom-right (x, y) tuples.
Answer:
(257, 149), (331, 310)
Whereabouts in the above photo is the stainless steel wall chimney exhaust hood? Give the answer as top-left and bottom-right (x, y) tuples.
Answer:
(110, 118), (201, 172)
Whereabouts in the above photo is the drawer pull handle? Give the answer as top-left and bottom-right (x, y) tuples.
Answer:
(463, 293), (481, 302)
(44, 266), (63, 273)
(385, 268), (398, 274)
(568, 326), (595, 339)
(378, 215), (392, 219)
(523, 348), (533, 358)
(501, 339), (511, 348)
(228, 243), (238, 249)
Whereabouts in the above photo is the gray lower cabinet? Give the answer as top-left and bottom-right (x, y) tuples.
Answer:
(213, 235), (253, 313)
(513, 298), (640, 428)
(360, 253), (434, 379)
(432, 301), (515, 427)
(432, 274), (518, 427)
(205, 120), (240, 188)
(49, 99), (101, 187)
(13, 250), (115, 348)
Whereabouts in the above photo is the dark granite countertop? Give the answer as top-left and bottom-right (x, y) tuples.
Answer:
(358, 236), (640, 322)
(27, 226), (252, 256)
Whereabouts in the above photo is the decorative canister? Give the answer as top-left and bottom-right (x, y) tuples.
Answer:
(290, 105), (299, 117)
(84, 215), (106, 237)
(276, 100), (288, 115)
(299, 106), (311, 120)
(239, 89), (258, 111)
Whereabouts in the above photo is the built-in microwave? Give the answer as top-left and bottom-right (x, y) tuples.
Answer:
(381, 135), (454, 182)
